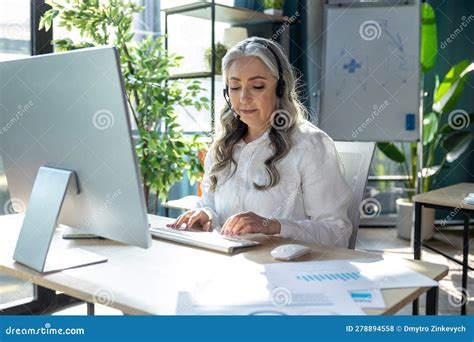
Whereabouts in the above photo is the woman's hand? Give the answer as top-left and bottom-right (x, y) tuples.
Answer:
(166, 209), (212, 231)
(220, 211), (281, 236)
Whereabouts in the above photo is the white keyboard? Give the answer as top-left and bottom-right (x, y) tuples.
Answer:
(149, 226), (260, 254)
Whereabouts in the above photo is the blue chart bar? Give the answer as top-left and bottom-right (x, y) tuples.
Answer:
(296, 272), (361, 282)
(351, 293), (373, 300)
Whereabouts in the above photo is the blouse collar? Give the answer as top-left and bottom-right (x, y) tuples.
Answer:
(236, 129), (271, 147)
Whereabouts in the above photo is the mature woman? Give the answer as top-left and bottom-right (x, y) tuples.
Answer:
(168, 37), (353, 247)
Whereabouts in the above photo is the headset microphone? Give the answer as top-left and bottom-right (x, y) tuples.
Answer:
(223, 87), (240, 119)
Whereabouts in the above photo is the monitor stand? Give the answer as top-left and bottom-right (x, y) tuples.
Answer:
(13, 166), (107, 273)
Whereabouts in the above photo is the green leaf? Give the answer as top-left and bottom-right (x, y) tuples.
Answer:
(174, 141), (185, 148)
(38, 17), (46, 31)
(421, 165), (442, 177)
(433, 74), (440, 95)
(433, 60), (474, 113)
(421, 3), (437, 73)
(441, 131), (473, 163)
(377, 142), (406, 163)
(422, 112), (439, 145)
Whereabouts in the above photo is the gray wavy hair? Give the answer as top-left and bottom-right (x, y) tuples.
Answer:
(208, 37), (307, 191)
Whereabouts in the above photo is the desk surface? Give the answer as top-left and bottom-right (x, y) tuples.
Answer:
(413, 182), (474, 210)
(0, 214), (448, 315)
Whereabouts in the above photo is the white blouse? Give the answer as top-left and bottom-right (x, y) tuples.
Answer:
(195, 120), (353, 248)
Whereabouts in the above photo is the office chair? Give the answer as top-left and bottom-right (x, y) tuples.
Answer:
(334, 141), (376, 250)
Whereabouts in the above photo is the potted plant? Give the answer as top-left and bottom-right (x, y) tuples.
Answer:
(204, 42), (228, 75)
(378, 3), (473, 241)
(40, 0), (210, 212)
(263, 0), (284, 16)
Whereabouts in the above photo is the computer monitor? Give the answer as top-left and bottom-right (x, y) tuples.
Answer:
(0, 47), (151, 273)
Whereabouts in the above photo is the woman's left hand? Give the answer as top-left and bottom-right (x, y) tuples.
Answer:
(220, 211), (281, 236)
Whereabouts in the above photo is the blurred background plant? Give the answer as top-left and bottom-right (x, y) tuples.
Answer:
(205, 41), (227, 75)
(263, 0), (285, 10)
(39, 0), (210, 211)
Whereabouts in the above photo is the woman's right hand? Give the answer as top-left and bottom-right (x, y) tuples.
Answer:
(166, 209), (212, 231)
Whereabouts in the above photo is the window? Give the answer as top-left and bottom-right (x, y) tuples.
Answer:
(161, 0), (234, 132)
(0, 0), (35, 312)
(0, 0), (30, 61)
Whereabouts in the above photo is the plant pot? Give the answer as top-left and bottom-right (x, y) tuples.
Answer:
(396, 198), (435, 242)
(264, 8), (283, 16)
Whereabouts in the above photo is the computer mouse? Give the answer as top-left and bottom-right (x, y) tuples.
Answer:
(271, 244), (312, 261)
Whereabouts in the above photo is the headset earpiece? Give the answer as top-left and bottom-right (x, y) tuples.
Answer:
(276, 78), (285, 98)
(251, 38), (285, 98)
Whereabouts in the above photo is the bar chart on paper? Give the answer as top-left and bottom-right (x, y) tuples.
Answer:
(296, 272), (362, 282)
(265, 258), (438, 294)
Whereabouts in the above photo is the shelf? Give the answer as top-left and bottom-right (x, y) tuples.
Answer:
(168, 71), (213, 80)
(162, 2), (288, 25)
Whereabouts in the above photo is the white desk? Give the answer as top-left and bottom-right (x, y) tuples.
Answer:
(0, 214), (448, 315)
(413, 182), (474, 315)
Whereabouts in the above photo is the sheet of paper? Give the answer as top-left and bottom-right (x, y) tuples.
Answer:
(176, 289), (365, 315)
(263, 258), (437, 292)
(179, 259), (365, 315)
(176, 256), (435, 315)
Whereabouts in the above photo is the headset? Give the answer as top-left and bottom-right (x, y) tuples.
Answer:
(223, 38), (286, 119)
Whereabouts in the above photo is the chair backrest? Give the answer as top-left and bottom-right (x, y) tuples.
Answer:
(334, 141), (375, 249)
